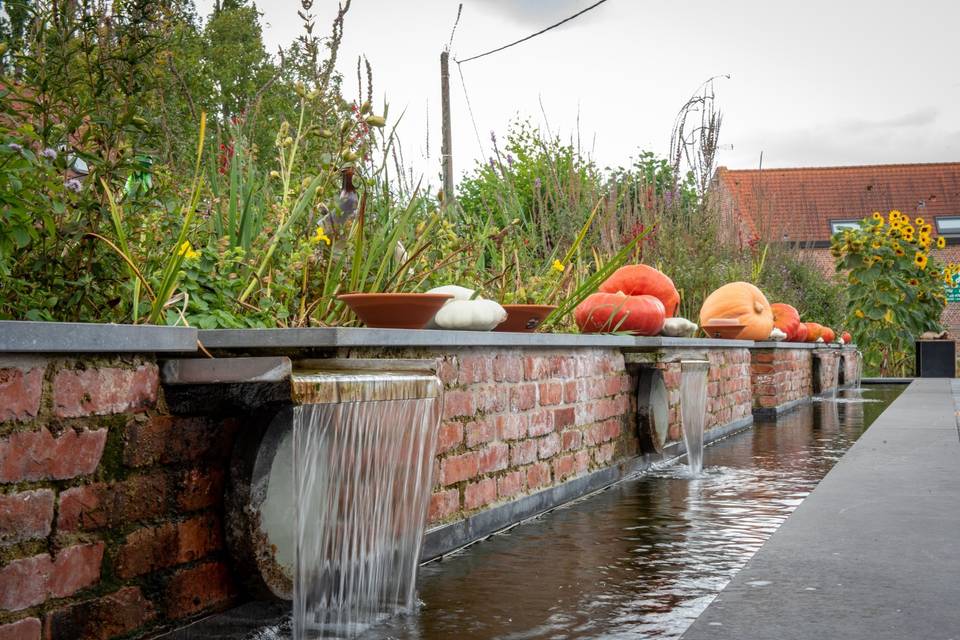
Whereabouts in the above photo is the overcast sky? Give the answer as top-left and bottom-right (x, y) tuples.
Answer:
(198, 0), (960, 184)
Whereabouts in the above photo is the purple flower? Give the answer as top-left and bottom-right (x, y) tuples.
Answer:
(488, 157), (495, 168)
(506, 154), (514, 167)
(534, 177), (542, 189)
(489, 130), (497, 144)
(64, 178), (82, 193)
(7, 143), (22, 152)
(41, 147), (57, 160)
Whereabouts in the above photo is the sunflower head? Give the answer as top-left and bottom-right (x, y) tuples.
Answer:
(914, 251), (929, 270)
(937, 236), (946, 249)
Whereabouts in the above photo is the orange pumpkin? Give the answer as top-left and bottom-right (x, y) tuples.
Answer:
(699, 282), (774, 341)
(575, 292), (666, 335)
(841, 331), (852, 344)
(599, 265), (681, 317)
(803, 322), (823, 342)
(793, 322), (809, 343)
(771, 303), (801, 341)
(821, 327), (836, 343)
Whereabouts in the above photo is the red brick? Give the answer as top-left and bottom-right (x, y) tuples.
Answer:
(538, 433), (561, 460)
(176, 468), (225, 512)
(752, 352), (774, 364)
(538, 382), (563, 406)
(0, 428), (106, 483)
(561, 430), (582, 451)
(457, 355), (490, 385)
(594, 442), (615, 464)
(751, 363), (774, 374)
(463, 478), (497, 510)
(116, 514), (223, 579)
(428, 489), (460, 523)
(0, 489), (54, 546)
(0, 366), (44, 423)
(548, 356), (575, 378)
(553, 407), (575, 429)
(563, 380), (578, 404)
(0, 543), (104, 612)
(510, 385), (537, 412)
(553, 454), (576, 481)
(497, 471), (524, 500)
(496, 414), (526, 441)
(124, 417), (239, 467)
(441, 452), (480, 485)
(43, 586), (155, 640)
(474, 386), (507, 413)
(52, 364), (158, 418)
(0, 618), (40, 640)
(464, 418), (495, 449)
(58, 474), (168, 532)
(492, 355), (523, 383)
(478, 443), (508, 474)
(526, 462), (551, 490)
(437, 358), (458, 387)
(527, 409), (553, 437)
(523, 356), (550, 381)
(442, 390), (475, 420)
(603, 419), (622, 442)
(437, 422), (463, 454)
(510, 440), (538, 466)
(164, 562), (235, 620)
(575, 449), (590, 473)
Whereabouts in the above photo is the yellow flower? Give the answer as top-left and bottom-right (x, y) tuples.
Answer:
(903, 224), (915, 236)
(923, 224), (932, 235)
(178, 241), (200, 260)
(908, 278), (919, 286)
(551, 260), (565, 273)
(311, 227), (331, 245)
(946, 276), (954, 286)
(915, 217), (925, 226)
(854, 309), (865, 318)
(884, 308), (894, 323)
(872, 212), (883, 221)
(937, 236), (946, 249)
(871, 240), (882, 249)
(914, 251), (928, 270)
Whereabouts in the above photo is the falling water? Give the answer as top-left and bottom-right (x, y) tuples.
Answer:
(855, 351), (864, 390)
(830, 353), (841, 397)
(290, 370), (441, 639)
(679, 361), (709, 476)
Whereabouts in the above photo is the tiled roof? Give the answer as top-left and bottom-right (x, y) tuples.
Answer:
(715, 162), (960, 241)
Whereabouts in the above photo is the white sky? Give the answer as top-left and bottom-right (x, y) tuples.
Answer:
(199, 0), (960, 185)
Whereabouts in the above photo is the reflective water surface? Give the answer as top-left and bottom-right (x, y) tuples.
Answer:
(366, 385), (903, 640)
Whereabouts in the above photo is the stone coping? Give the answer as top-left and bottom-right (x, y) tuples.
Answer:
(753, 341), (817, 349)
(0, 320), (197, 353)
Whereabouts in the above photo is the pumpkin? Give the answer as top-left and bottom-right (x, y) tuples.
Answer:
(841, 331), (852, 344)
(793, 322), (809, 343)
(599, 265), (681, 317)
(698, 282), (774, 341)
(821, 327), (836, 343)
(427, 285), (507, 331)
(661, 317), (698, 338)
(803, 322), (823, 342)
(769, 327), (787, 341)
(771, 303), (801, 341)
(575, 292), (666, 335)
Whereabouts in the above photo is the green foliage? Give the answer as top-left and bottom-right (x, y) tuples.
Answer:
(832, 210), (949, 375)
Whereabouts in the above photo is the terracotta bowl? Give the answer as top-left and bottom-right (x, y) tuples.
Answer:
(494, 304), (558, 333)
(337, 293), (453, 329)
(702, 319), (746, 339)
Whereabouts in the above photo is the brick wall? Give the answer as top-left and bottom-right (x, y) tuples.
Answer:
(0, 356), (239, 639)
(813, 350), (842, 394)
(751, 348), (814, 411)
(839, 349), (860, 386)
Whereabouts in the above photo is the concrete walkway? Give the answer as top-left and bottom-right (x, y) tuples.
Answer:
(683, 379), (960, 640)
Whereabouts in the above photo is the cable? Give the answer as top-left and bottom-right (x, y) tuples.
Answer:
(455, 61), (487, 159)
(456, 0), (610, 64)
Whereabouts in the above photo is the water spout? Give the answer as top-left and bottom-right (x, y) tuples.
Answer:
(289, 366), (442, 638)
(679, 360), (709, 476)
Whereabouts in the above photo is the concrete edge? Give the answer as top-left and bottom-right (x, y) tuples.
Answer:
(0, 320), (198, 353)
(422, 413), (755, 561)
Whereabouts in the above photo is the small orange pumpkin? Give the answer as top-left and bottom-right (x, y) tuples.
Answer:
(803, 322), (823, 342)
(793, 322), (809, 343)
(841, 331), (852, 344)
(771, 303), (801, 341)
(821, 326), (836, 343)
(599, 265), (681, 317)
(699, 282), (773, 341)
(575, 292), (666, 335)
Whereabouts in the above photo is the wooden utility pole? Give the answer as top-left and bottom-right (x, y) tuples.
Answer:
(440, 50), (454, 211)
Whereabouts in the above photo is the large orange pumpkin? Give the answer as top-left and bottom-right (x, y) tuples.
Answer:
(599, 265), (681, 317)
(793, 322), (809, 343)
(771, 303), (801, 341)
(699, 282), (774, 340)
(821, 327), (836, 343)
(803, 322), (823, 342)
(575, 292), (666, 335)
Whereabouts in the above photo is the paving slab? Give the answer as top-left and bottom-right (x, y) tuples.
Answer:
(683, 378), (960, 640)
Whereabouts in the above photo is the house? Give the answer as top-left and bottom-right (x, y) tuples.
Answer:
(713, 162), (960, 331)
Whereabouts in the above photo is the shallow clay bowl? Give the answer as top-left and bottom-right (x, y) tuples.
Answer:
(337, 293), (453, 329)
(702, 319), (746, 339)
(494, 304), (558, 333)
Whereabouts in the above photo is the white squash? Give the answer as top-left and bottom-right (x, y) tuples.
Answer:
(769, 327), (787, 341)
(426, 285), (507, 331)
(660, 317), (698, 338)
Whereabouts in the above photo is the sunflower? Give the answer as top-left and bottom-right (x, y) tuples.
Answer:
(923, 224), (932, 235)
(871, 240), (882, 249)
(946, 275), (954, 286)
(937, 236), (946, 249)
(872, 212), (883, 221)
(916, 216), (926, 226)
(914, 251), (928, 270)
(894, 246), (905, 257)
(854, 309), (865, 318)
(908, 278), (920, 286)
(890, 209), (903, 220)
(903, 224), (915, 236)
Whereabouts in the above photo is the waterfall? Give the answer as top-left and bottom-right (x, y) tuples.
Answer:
(679, 361), (709, 476)
(289, 370), (441, 639)
(855, 351), (864, 390)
